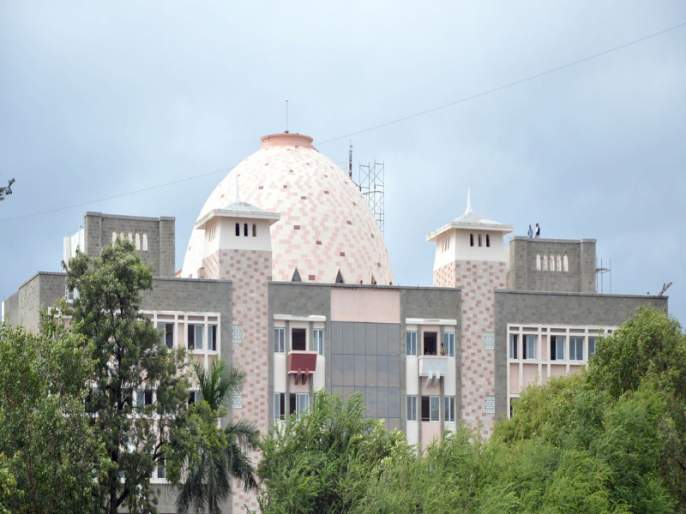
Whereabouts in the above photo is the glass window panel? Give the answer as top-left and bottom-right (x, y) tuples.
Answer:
(443, 396), (455, 422)
(406, 396), (417, 421)
(313, 329), (324, 355)
(430, 396), (440, 421)
(208, 325), (217, 351)
(405, 331), (417, 355)
(509, 334), (519, 359)
(274, 327), (285, 353)
(443, 332), (455, 357)
(524, 335), (537, 359)
(570, 336), (584, 360)
(588, 337), (596, 357)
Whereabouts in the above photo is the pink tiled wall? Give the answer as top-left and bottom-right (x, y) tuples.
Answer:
(203, 248), (271, 513)
(434, 260), (507, 439)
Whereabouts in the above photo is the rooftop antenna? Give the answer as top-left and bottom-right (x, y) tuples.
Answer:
(595, 257), (612, 293)
(658, 281), (673, 296)
(348, 143), (353, 179)
(0, 178), (15, 202)
(285, 99), (289, 133)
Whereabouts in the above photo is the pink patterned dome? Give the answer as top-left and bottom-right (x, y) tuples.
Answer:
(182, 133), (393, 285)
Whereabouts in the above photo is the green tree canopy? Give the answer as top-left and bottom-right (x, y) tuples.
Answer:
(0, 320), (105, 513)
(66, 240), (191, 513)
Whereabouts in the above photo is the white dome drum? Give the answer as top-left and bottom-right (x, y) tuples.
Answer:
(182, 133), (393, 285)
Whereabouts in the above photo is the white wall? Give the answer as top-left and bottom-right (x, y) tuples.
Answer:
(433, 229), (507, 270)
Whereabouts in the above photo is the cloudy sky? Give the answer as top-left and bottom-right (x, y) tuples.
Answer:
(1, 1), (685, 322)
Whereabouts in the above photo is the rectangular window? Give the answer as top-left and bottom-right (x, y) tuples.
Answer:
(523, 335), (537, 360)
(421, 396), (430, 421)
(588, 336), (596, 357)
(274, 327), (286, 353)
(313, 328), (324, 355)
(569, 336), (584, 360)
(243, 223), (248, 237)
(442, 332), (455, 357)
(144, 390), (153, 406)
(550, 335), (565, 361)
(188, 390), (198, 405)
(405, 330), (417, 355)
(421, 396), (439, 421)
(136, 389), (146, 409)
(188, 324), (204, 350)
(469, 233), (474, 247)
(509, 334), (519, 359)
(443, 396), (455, 422)
(486, 234), (490, 247)
(297, 393), (310, 415)
(160, 323), (174, 349)
(156, 458), (165, 480)
(430, 396), (440, 421)
(423, 332), (437, 356)
(235, 223), (240, 236)
(509, 397), (518, 418)
(208, 325), (218, 352)
(406, 395), (417, 421)
(273, 393), (285, 420)
(289, 393), (309, 418)
(291, 328), (307, 351)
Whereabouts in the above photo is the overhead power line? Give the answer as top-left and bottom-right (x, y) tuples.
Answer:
(0, 170), (225, 222)
(1, 19), (684, 223)
(318, 20), (686, 144)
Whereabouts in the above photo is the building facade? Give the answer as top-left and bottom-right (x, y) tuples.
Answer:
(2, 132), (668, 513)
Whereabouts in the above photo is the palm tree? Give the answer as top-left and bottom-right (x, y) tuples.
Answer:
(176, 361), (258, 514)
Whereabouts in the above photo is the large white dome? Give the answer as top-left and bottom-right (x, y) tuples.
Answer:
(182, 133), (393, 285)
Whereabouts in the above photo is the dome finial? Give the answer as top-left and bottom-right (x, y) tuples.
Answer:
(464, 187), (473, 215)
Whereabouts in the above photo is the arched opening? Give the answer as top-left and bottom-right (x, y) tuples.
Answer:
(335, 270), (345, 284)
(291, 268), (302, 282)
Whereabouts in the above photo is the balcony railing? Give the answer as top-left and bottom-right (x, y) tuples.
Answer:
(418, 356), (449, 379)
(287, 351), (318, 375)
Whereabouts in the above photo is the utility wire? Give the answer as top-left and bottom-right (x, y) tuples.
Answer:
(1, 19), (684, 223)
(318, 20), (686, 144)
(0, 169), (226, 222)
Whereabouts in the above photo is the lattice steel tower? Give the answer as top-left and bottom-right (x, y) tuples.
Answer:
(358, 161), (385, 234)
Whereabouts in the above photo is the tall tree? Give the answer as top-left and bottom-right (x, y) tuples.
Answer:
(167, 361), (258, 514)
(0, 320), (105, 513)
(66, 241), (190, 513)
(258, 392), (405, 514)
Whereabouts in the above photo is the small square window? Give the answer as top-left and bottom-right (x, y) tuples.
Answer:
(231, 393), (242, 409)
